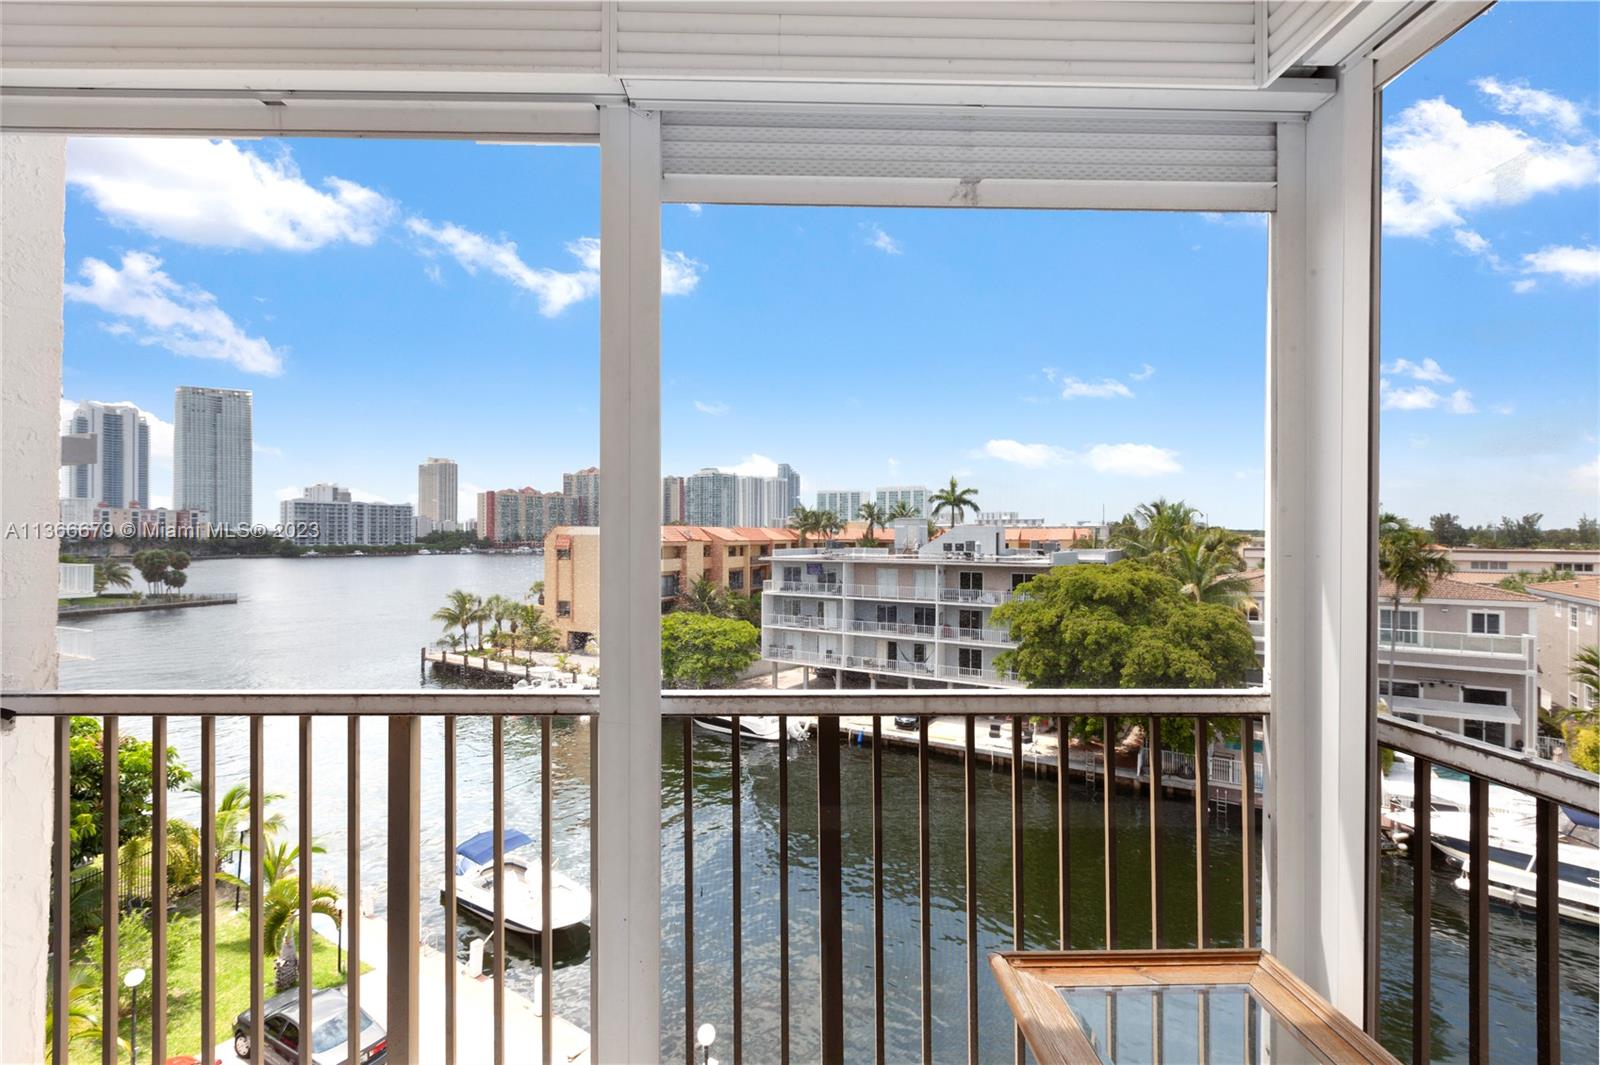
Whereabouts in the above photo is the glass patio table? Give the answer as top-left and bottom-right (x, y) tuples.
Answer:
(990, 949), (1401, 1065)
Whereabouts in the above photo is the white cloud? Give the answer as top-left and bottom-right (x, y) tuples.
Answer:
(982, 439), (1071, 469)
(661, 250), (705, 295)
(1199, 212), (1269, 228)
(1521, 244), (1600, 284)
(1575, 455), (1600, 492)
(1511, 278), (1538, 294)
(1085, 443), (1181, 477)
(422, 263), (444, 285)
(1448, 389), (1478, 415)
(693, 399), (729, 416)
(408, 221), (703, 312)
(1383, 357), (1453, 383)
(1475, 77), (1587, 135)
(1129, 363), (1156, 381)
(252, 442), (283, 458)
(408, 220), (597, 316)
(685, 203), (703, 215)
(67, 138), (393, 251)
(65, 252), (284, 375)
(865, 224), (902, 255)
(723, 454), (779, 478)
(1382, 383), (1443, 411)
(1382, 96), (1600, 237)
(1060, 377), (1134, 400)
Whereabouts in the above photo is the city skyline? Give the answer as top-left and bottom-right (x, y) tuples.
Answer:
(54, 6), (1598, 529)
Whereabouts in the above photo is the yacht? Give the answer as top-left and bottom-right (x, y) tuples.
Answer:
(443, 829), (591, 937)
(1385, 755), (1599, 926)
(692, 716), (813, 742)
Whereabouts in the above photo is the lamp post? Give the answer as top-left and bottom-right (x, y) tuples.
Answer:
(124, 967), (147, 1065)
(334, 896), (345, 974)
(695, 1022), (717, 1065)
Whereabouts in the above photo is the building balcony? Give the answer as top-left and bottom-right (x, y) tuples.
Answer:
(764, 611), (839, 632)
(763, 578), (843, 596)
(1377, 627), (1534, 662)
(844, 618), (938, 639)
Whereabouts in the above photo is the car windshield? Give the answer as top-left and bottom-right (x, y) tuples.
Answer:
(312, 1008), (377, 1054)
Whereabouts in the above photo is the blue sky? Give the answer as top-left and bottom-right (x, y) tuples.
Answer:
(60, 2), (1596, 530)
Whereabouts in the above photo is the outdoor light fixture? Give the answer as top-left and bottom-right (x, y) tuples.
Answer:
(696, 1022), (717, 1065)
(124, 967), (147, 1065)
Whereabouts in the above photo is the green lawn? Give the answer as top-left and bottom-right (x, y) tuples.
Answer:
(57, 595), (142, 609)
(70, 894), (364, 1062)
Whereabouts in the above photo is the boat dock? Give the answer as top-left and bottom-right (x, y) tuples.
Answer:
(422, 647), (598, 688)
(831, 714), (1261, 810)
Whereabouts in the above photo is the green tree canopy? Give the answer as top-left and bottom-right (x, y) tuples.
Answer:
(991, 562), (1257, 689)
(68, 716), (192, 866)
(660, 612), (761, 689)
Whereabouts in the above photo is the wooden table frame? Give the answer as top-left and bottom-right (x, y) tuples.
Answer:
(990, 949), (1401, 1065)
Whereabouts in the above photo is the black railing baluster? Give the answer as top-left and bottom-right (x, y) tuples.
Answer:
(298, 715), (313, 1065)
(919, 716), (933, 1065)
(492, 715), (506, 1065)
(102, 715), (120, 1065)
(1147, 714), (1162, 948)
(731, 716), (743, 1065)
(541, 716), (554, 1065)
(1240, 717), (1255, 949)
(346, 716), (360, 1065)
(1194, 716), (1210, 948)
(249, 717), (265, 1065)
(1058, 714), (1070, 950)
(1102, 715), (1117, 949)
(1534, 797), (1560, 1065)
(965, 714), (979, 1064)
(200, 718), (216, 1064)
(873, 716), (886, 1065)
(1410, 754), (1431, 1065)
(778, 716), (790, 1065)
(443, 716), (456, 1065)
(1012, 713), (1025, 1065)
(683, 718), (695, 1065)
(51, 717), (69, 1065)
(152, 715), (169, 1065)
(818, 713), (845, 1063)
(1468, 775), (1488, 1065)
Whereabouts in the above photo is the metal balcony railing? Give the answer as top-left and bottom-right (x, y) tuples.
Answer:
(764, 578), (843, 596)
(846, 618), (938, 638)
(1375, 716), (1599, 1065)
(661, 691), (1268, 1062)
(17, 692), (594, 1065)
(764, 612), (839, 631)
(1376, 627), (1534, 658)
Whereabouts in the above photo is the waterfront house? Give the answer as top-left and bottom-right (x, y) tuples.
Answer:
(1526, 575), (1600, 716)
(3, 4), (1595, 1065)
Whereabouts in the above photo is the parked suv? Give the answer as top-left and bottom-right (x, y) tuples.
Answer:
(233, 986), (386, 1065)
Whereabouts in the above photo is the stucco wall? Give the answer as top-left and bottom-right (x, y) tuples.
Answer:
(0, 133), (66, 1065)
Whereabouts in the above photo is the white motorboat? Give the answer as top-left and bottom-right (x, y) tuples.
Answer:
(443, 829), (591, 936)
(692, 715), (813, 742)
(1384, 755), (1600, 926)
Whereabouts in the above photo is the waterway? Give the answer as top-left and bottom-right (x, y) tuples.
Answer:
(61, 554), (1598, 1061)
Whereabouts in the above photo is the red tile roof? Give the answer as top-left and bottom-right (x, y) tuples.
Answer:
(1377, 576), (1537, 603)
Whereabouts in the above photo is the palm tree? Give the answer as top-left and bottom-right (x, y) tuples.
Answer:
(45, 966), (127, 1060)
(520, 602), (557, 652)
(886, 500), (917, 522)
(484, 594), (516, 649)
(1575, 645), (1600, 700)
(816, 509), (843, 545)
(858, 501), (887, 544)
(790, 504), (820, 548)
(680, 576), (727, 615)
(94, 558), (133, 595)
(1378, 513), (1455, 703)
(432, 589), (477, 651)
(529, 579), (545, 604)
(1165, 529), (1252, 604)
(468, 594), (490, 649)
(1112, 497), (1202, 560)
(263, 874), (343, 991)
(929, 477), (979, 527)
(213, 783), (287, 872)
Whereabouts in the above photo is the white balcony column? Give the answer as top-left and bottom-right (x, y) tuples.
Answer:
(1264, 55), (1378, 1023)
(594, 104), (662, 1063)
(0, 132), (66, 1065)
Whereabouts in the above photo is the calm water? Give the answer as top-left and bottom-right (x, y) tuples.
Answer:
(64, 555), (1598, 1061)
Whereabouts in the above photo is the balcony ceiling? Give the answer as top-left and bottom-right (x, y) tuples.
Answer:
(0, 1), (1422, 105)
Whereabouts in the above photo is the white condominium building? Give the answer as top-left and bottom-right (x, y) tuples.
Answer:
(174, 386), (253, 528)
(815, 490), (863, 520)
(875, 485), (929, 519)
(685, 467), (738, 526)
(64, 400), (150, 509)
(417, 457), (458, 524)
(563, 466), (601, 525)
(279, 483), (413, 546)
(761, 521), (1121, 688)
(662, 476), (686, 524)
